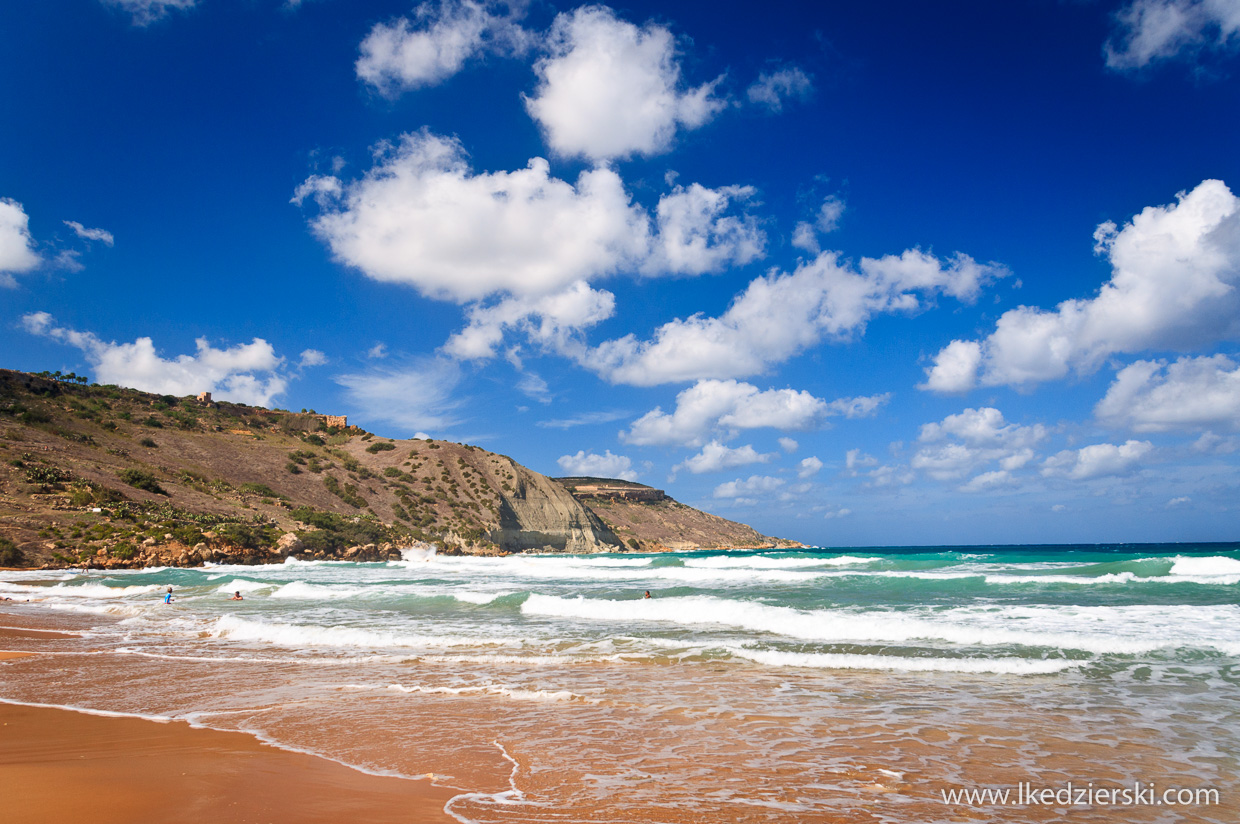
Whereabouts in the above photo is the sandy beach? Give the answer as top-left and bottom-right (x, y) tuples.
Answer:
(2, 614), (457, 824)
(1, 701), (457, 824)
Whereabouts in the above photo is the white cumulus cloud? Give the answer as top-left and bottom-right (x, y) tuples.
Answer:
(22, 312), (288, 406)
(556, 449), (637, 480)
(586, 249), (1005, 386)
(912, 407), (1047, 482)
(443, 281), (617, 360)
(1042, 440), (1154, 480)
(302, 130), (651, 303)
(1095, 354), (1240, 431)
(524, 5), (726, 161)
(674, 441), (773, 475)
(1105, 0), (1240, 70)
(0, 198), (41, 287)
(642, 183), (765, 276)
(298, 349), (328, 368)
(356, 0), (530, 95)
(623, 379), (883, 447)
(923, 179), (1240, 392)
(797, 456), (823, 478)
(713, 474), (784, 499)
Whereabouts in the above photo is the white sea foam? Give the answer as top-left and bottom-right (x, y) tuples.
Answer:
(684, 555), (880, 569)
(529, 556), (653, 567)
(728, 647), (1076, 675)
(469, 560), (825, 584)
(399, 543), (439, 563)
(36, 601), (149, 618)
(521, 595), (1240, 656)
(383, 682), (596, 703)
(984, 569), (1240, 586)
(270, 581), (368, 600)
(0, 696), (176, 723)
(4, 582), (165, 599)
(1169, 555), (1240, 577)
(208, 614), (517, 651)
(983, 572), (1141, 585)
(215, 579), (274, 594)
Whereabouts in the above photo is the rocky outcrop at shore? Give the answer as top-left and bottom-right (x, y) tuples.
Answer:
(55, 535), (409, 570)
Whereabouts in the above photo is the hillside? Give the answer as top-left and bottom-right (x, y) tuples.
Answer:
(0, 370), (798, 569)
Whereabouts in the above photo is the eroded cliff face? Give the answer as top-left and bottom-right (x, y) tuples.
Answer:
(490, 467), (621, 553)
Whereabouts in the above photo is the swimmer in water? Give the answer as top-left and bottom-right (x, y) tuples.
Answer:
(163, 587), (174, 604)
(644, 591), (651, 599)
(228, 591), (243, 601)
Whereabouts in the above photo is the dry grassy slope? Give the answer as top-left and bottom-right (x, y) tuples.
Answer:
(578, 497), (802, 551)
(0, 370), (796, 567)
(0, 370), (618, 565)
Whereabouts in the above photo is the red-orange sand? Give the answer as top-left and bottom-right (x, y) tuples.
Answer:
(0, 702), (457, 824)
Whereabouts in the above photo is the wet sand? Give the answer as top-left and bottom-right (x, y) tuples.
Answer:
(0, 703), (458, 824)
(0, 603), (1233, 824)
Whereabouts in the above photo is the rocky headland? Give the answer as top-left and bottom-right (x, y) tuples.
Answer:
(0, 370), (798, 569)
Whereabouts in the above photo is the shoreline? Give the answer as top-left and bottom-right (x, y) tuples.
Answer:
(0, 700), (459, 824)
(0, 612), (462, 824)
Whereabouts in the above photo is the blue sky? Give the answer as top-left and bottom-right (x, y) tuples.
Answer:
(3, 0), (1240, 546)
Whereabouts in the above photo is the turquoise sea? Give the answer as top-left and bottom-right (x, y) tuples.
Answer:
(2, 543), (1237, 822)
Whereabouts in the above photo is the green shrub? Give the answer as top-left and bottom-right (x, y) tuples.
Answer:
(239, 482), (282, 498)
(216, 522), (277, 550)
(25, 463), (73, 486)
(322, 475), (366, 508)
(0, 538), (24, 566)
(290, 506), (388, 553)
(169, 526), (205, 546)
(142, 416), (163, 428)
(111, 542), (136, 560)
(118, 468), (168, 496)
(18, 409), (52, 425)
(365, 441), (396, 453)
(139, 437), (158, 448)
(285, 462), (302, 474)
